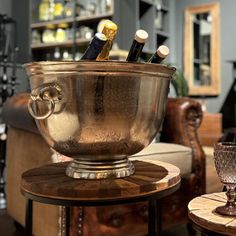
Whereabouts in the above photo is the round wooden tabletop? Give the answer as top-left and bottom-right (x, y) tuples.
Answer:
(188, 192), (236, 236)
(21, 159), (180, 206)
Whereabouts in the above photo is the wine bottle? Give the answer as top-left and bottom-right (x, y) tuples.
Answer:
(96, 20), (118, 61)
(53, 0), (64, 19)
(148, 45), (170, 63)
(80, 33), (107, 60)
(39, 0), (50, 21)
(126, 29), (148, 62)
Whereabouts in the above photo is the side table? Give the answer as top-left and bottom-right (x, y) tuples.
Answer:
(188, 192), (236, 235)
(21, 159), (180, 236)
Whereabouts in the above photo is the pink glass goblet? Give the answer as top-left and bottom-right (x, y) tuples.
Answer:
(214, 142), (236, 216)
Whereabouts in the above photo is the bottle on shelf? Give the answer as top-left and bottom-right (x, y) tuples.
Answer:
(105, 0), (113, 13)
(48, 0), (55, 21)
(64, 0), (74, 18)
(81, 33), (107, 60)
(62, 49), (72, 60)
(31, 30), (41, 44)
(55, 23), (68, 42)
(53, 47), (61, 60)
(97, 0), (112, 14)
(75, 52), (83, 61)
(53, 0), (64, 19)
(39, 0), (50, 21)
(42, 24), (56, 43)
(96, 20), (118, 61)
(126, 29), (148, 62)
(148, 45), (169, 64)
(39, 0), (55, 21)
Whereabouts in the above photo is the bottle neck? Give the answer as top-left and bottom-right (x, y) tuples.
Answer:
(96, 40), (113, 60)
(126, 40), (144, 62)
(149, 52), (165, 64)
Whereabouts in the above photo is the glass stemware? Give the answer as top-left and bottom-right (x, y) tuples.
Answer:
(214, 142), (236, 216)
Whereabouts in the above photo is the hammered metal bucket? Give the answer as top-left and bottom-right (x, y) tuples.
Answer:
(24, 61), (175, 179)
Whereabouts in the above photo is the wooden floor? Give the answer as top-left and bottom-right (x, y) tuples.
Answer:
(0, 147), (221, 236)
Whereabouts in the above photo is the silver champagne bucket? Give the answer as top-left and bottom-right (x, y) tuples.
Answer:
(24, 61), (175, 179)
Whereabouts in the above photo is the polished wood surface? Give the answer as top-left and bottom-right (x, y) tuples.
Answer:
(21, 160), (180, 203)
(188, 192), (236, 235)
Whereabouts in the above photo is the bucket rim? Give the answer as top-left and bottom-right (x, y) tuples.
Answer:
(24, 60), (176, 79)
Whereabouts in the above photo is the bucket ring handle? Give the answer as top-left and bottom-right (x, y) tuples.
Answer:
(28, 83), (63, 120)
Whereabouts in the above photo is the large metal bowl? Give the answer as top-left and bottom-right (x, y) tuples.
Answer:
(24, 61), (175, 179)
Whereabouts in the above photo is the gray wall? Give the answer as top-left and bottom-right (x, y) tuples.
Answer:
(174, 0), (236, 113)
(12, 0), (31, 64)
(0, 0), (12, 16)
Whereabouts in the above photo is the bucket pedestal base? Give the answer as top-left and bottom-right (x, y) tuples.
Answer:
(65, 158), (135, 179)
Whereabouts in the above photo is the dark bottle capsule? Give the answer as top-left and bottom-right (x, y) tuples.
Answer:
(126, 29), (148, 62)
(148, 45), (170, 64)
(81, 33), (107, 60)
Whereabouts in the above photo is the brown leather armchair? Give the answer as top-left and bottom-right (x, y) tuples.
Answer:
(160, 98), (206, 228)
(3, 94), (205, 235)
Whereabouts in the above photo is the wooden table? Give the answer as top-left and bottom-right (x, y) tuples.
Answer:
(188, 192), (236, 235)
(21, 160), (180, 236)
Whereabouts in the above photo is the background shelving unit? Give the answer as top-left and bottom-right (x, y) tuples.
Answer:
(139, 0), (155, 53)
(113, 0), (171, 60)
(13, 0), (172, 63)
(154, 0), (170, 47)
(30, 0), (114, 61)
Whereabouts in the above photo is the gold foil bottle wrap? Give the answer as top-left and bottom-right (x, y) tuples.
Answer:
(96, 20), (118, 60)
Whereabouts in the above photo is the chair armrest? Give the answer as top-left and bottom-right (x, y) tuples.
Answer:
(161, 97), (206, 194)
(2, 93), (39, 134)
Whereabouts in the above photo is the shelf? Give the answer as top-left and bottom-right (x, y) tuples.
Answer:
(159, 5), (169, 13)
(140, 0), (153, 5)
(156, 29), (169, 45)
(194, 59), (210, 65)
(31, 12), (113, 29)
(155, 29), (169, 38)
(142, 49), (154, 54)
(140, 0), (153, 18)
(194, 58), (202, 64)
(226, 60), (236, 64)
(31, 38), (90, 49)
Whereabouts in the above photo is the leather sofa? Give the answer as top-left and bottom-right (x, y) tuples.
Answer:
(3, 93), (205, 235)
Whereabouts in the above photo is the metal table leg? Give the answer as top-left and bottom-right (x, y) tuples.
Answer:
(25, 199), (33, 236)
(156, 200), (162, 235)
(148, 197), (162, 236)
(65, 206), (71, 236)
